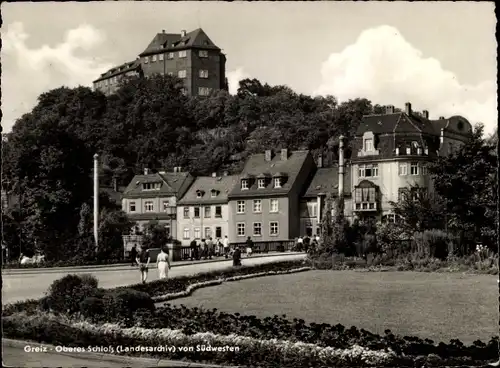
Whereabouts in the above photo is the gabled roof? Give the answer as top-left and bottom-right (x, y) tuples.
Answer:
(139, 28), (220, 56)
(101, 186), (127, 206)
(302, 167), (352, 198)
(228, 150), (311, 198)
(178, 175), (239, 205)
(123, 172), (192, 199)
(93, 59), (141, 83)
(357, 112), (438, 136)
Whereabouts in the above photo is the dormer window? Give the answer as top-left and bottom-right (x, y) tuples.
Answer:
(257, 178), (266, 189)
(364, 138), (373, 152)
(274, 178), (282, 188)
(196, 190), (205, 198)
(406, 147), (411, 155)
(211, 189), (218, 198)
(241, 179), (249, 190)
(142, 182), (161, 191)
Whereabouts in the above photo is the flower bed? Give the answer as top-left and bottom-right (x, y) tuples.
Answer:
(2, 257), (126, 269)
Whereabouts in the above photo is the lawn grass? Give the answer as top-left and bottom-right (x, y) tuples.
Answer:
(168, 270), (498, 344)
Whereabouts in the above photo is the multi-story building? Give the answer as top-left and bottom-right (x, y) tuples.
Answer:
(350, 102), (472, 222)
(121, 167), (194, 236)
(227, 149), (316, 243)
(300, 161), (352, 237)
(176, 173), (239, 245)
(93, 28), (228, 97)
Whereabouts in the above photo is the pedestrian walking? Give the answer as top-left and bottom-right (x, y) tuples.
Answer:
(223, 235), (230, 259)
(233, 246), (242, 267)
(206, 237), (213, 260)
(136, 248), (151, 284)
(214, 238), (221, 257)
(156, 247), (171, 280)
(190, 239), (197, 261)
(245, 236), (254, 257)
(130, 244), (137, 267)
(200, 239), (207, 260)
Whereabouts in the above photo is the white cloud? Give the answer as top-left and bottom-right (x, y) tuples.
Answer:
(1, 22), (113, 133)
(226, 67), (251, 95)
(315, 25), (497, 135)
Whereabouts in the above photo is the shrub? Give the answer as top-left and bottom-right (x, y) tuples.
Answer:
(46, 274), (99, 314)
(103, 288), (155, 322)
(80, 296), (105, 319)
(412, 230), (453, 260)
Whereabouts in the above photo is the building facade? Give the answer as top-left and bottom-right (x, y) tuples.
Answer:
(121, 168), (194, 236)
(227, 149), (316, 243)
(350, 102), (472, 223)
(93, 28), (227, 97)
(176, 173), (238, 245)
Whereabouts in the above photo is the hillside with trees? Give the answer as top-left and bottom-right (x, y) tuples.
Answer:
(1, 74), (496, 262)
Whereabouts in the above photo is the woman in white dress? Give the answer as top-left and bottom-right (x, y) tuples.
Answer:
(156, 248), (171, 280)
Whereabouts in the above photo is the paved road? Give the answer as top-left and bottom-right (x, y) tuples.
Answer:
(2, 340), (231, 367)
(2, 254), (306, 304)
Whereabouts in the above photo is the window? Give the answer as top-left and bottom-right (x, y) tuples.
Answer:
(253, 222), (262, 236)
(144, 201), (154, 212)
(142, 182), (161, 191)
(183, 207), (189, 218)
(178, 70), (187, 78)
(198, 87), (212, 96)
(406, 147), (411, 155)
(163, 201), (170, 212)
(309, 203), (318, 217)
(152, 55), (157, 62)
(194, 228), (201, 239)
(215, 227), (222, 238)
(241, 179), (249, 190)
(211, 190), (217, 197)
(237, 223), (245, 237)
(215, 206), (222, 218)
(359, 164), (379, 178)
(270, 199), (279, 213)
(159, 54), (164, 61)
(144, 56), (149, 64)
(194, 207), (200, 218)
(167, 72), (174, 76)
(183, 228), (190, 239)
(410, 162), (419, 175)
(129, 202), (136, 212)
(179, 50), (187, 58)
(354, 187), (376, 203)
(270, 222), (279, 236)
(364, 138), (374, 151)
(257, 179), (265, 189)
(398, 163), (408, 176)
(237, 200), (245, 214)
(199, 50), (208, 58)
(421, 164), (428, 175)
(274, 178), (282, 188)
(199, 70), (209, 78)
(167, 52), (174, 60)
(204, 227), (212, 239)
(196, 191), (203, 198)
(204, 206), (211, 218)
(253, 200), (262, 213)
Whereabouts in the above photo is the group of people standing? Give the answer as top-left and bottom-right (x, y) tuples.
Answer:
(294, 235), (320, 253)
(128, 235), (256, 284)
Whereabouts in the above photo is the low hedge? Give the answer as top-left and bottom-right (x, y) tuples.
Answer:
(2, 257), (126, 269)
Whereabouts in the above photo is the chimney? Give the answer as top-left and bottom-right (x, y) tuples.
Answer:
(144, 168), (149, 175)
(212, 172), (217, 178)
(405, 102), (412, 115)
(317, 154), (323, 168)
(265, 150), (273, 162)
(162, 29), (165, 34)
(281, 148), (288, 161)
(386, 105), (395, 114)
(223, 171), (228, 177)
(112, 177), (118, 192)
(181, 30), (186, 37)
(338, 136), (345, 199)
(439, 116), (445, 120)
(422, 110), (429, 119)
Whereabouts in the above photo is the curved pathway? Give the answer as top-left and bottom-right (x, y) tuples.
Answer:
(2, 253), (306, 304)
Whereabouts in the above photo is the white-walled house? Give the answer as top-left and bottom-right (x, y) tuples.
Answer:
(176, 174), (239, 245)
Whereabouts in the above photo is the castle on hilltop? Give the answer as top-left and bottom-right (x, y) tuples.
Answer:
(93, 28), (228, 97)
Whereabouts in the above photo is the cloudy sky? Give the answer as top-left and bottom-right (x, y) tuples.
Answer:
(1, 2), (497, 134)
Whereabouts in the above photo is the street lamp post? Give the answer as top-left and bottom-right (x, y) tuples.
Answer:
(93, 154), (99, 253)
